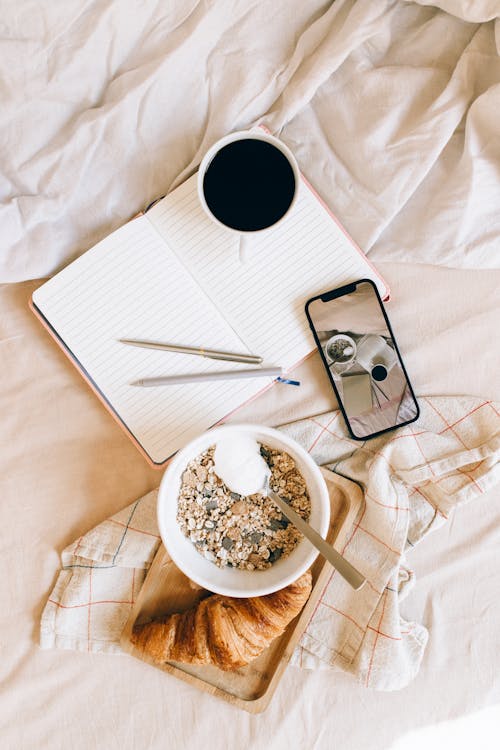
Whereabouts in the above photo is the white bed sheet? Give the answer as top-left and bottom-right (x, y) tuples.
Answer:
(1, 0), (500, 747)
(1, 262), (499, 749)
(1, 0), (500, 281)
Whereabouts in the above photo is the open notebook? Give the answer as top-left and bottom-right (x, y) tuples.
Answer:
(32, 170), (388, 466)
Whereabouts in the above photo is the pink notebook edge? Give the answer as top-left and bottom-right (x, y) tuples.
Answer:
(257, 123), (390, 301)
(30, 130), (389, 468)
(30, 296), (316, 470)
(299, 172), (390, 301)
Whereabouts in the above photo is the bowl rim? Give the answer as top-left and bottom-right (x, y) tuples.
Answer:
(324, 333), (357, 365)
(157, 423), (330, 597)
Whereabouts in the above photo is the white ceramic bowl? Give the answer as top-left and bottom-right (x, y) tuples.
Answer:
(157, 423), (330, 597)
(324, 334), (357, 366)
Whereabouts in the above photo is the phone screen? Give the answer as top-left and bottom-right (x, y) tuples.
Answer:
(306, 280), (419, 440)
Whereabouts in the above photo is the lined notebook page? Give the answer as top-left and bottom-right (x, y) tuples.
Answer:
(32, 217), (271, 464)
(148, 174), (387, 369)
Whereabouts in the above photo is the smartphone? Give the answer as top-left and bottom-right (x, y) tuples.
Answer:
(305, 279), (419, 440)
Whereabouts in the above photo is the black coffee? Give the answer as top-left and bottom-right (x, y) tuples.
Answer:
(371, 365), (388, 382)
(202, 138), (296, 232)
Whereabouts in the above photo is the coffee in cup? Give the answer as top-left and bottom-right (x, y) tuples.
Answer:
(371, 364), (388, 382)
(197, 131), (299, 234)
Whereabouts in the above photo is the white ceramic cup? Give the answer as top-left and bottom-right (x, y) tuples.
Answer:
(197, 130), (300, 238)
(157, 423), (330, 597)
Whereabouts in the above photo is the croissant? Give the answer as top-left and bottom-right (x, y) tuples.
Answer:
(130, 570), (312, 671)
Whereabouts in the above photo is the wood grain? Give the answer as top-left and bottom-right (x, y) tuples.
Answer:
(120, 467), (363, 712)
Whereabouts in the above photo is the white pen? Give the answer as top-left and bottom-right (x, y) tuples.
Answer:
(120, 338), (262, 365)
(130, 366), (284, 387)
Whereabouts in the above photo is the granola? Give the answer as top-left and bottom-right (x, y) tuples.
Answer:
(176, 444), (311, 571)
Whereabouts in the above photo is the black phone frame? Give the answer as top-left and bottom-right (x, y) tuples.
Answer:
(305, 278), (420, 441)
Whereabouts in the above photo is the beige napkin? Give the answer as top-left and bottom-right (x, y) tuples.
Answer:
(41, 396), (500, 690)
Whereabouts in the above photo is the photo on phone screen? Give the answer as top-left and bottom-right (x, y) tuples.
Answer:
(305, 279), (419, 440)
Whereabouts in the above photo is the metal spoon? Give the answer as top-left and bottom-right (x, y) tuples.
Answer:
(262, 476), (366, 590)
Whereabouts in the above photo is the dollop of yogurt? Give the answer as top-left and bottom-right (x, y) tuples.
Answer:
(213, 435), (271, 496)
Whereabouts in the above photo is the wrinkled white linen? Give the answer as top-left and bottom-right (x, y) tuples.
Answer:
(1, 0), (500, 281)
(2, 0), (500, 746)
(1, 262), (499, 748)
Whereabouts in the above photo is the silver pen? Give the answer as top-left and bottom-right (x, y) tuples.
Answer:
(130, 366), (283, 387)
(119, 338), (262, 365)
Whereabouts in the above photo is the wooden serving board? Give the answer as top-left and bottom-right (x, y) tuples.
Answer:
(120, 467), (363, 713)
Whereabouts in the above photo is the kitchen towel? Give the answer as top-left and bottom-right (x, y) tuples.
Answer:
(40, 395), (499, 690)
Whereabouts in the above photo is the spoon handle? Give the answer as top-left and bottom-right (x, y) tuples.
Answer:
(268, 490), (366, 590)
